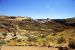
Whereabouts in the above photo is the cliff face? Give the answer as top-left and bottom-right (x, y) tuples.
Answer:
(0, 16), (75, 49)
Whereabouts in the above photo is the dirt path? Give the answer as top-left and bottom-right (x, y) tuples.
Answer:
(1, 45), (58, 50)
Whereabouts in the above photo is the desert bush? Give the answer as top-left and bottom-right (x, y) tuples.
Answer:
(27, 36), (37, 42)
(57, 37), (66, 44)
(17, 39), (21, 42)
(58, 46), (68, 50)
(0, 40), (5, 46)
(68, 39), (75, 49)
(6, 40), (10, 42)
(2, 32), (7, 37)
(53, 26), (64, 32)
(41, 34), (47, 38)
(22, 18), (33, 21)
(12, 37), (17, 40)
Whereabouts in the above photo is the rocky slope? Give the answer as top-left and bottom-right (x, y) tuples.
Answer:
(0, 16), (75, 50)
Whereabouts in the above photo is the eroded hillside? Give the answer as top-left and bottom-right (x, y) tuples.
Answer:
(0, 16), (75, 50)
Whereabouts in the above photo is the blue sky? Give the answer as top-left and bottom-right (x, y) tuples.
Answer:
(0, 0), (75, 19)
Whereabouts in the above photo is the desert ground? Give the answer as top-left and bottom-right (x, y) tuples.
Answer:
(0, 16), (75, 50)
(1, 45), (58, 50)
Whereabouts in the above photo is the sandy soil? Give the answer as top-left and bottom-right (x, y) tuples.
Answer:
(1, 45), (58, 50)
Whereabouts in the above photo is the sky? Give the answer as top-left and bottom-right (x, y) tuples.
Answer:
(0, 0), (75, 19)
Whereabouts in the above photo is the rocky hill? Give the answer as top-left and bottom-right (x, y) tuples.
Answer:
(0, 16), (75, 50)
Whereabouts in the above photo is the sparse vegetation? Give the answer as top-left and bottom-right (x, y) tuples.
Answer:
(68, 39), (75, 49)
(2, 32), (7, 37)
(0, 40), (5, 46)
(57, 37), (66, 44)
(0, 16), (75, 49)
(58, 47), (68, 50)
